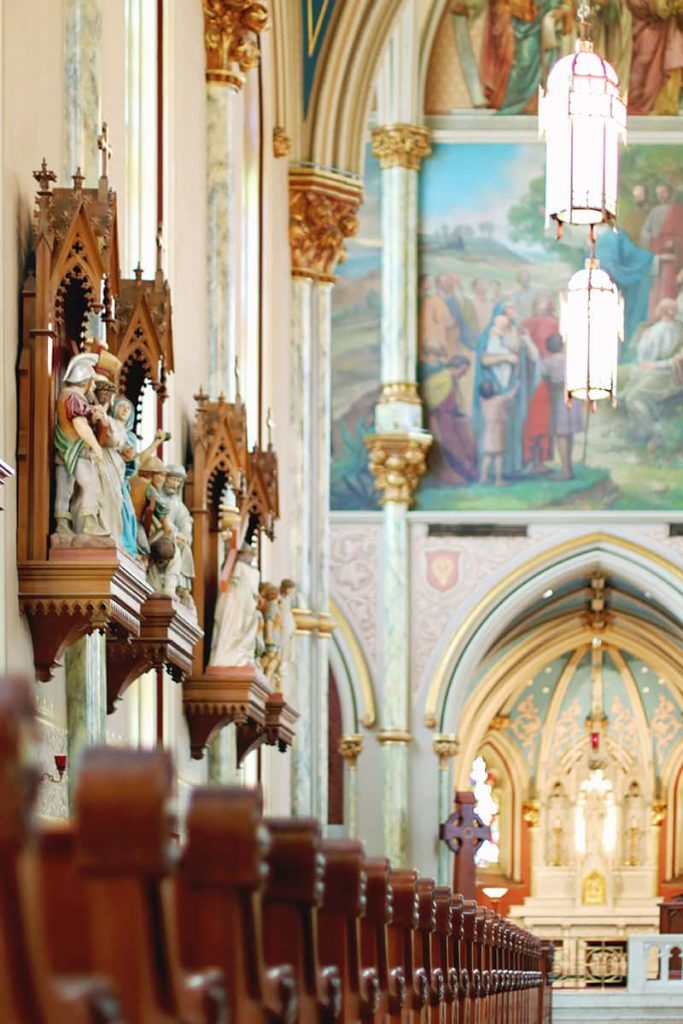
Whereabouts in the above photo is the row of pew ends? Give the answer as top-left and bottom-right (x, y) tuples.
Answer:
(0, 674), (552, 1023)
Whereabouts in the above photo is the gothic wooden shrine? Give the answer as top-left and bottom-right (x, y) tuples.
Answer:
(182, 388), (296, 762)
(16, 136), (200, 693)
(441, 791), (492, 900)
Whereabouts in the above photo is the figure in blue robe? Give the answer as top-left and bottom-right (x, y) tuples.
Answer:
(594, 228), (654, 348)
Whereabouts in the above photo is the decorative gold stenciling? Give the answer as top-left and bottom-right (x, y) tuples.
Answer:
(365, 432), (432, 505)
(203, 0), (269, 89)
(338, 733), (363, 765)
(371, 124), (432, 171)
(433, 733), (459, 768)
(289, 168), (362, 282)
(273, 126), (292, 158)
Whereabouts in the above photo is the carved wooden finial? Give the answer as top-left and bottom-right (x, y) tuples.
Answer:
(156, 224), (163, 271)
(33, 158), (57, 193)
(72, 166), (85, 191)
(266, 407), (274, 449)
(97, 121), (112, 179)
(134, 262), (144, 282)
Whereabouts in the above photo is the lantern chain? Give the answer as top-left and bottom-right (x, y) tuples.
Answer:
(576, 0), (591, 37)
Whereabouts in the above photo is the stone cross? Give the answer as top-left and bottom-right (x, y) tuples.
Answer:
(441, 791), (491, 900)
(97, 122), (112, 179)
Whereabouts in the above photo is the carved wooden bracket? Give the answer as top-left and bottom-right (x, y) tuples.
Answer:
(106, 595), (202, 714)
(18, 542), (151, 682)
(183, 667), (297, 763)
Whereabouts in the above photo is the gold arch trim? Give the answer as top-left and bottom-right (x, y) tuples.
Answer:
(425, 532), (683, 727)
(330, 597), (377, 728)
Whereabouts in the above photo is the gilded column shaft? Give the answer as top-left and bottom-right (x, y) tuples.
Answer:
(64, 0), (102, 184)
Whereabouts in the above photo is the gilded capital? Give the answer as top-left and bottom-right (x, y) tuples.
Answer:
(203, 0), (269, 89)
(376, 729), (413, 744)
(380, 381), (422, 405)
(433, 733), (459, 768)
(490, 714), (510, 732)
(339, 734), (363, 765)
(522, 800), (541, 827)
(371, 124), (432, 171)
(651, 799), (667, 826)
(365, 432), (432, 505)
(273, 126), (292, 158)
(289, 168), (363, 283)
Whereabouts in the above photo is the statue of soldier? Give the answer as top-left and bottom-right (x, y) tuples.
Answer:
(54, 353), (109, 537)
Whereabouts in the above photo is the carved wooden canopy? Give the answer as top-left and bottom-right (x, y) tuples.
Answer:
(109, 259), (174, 407)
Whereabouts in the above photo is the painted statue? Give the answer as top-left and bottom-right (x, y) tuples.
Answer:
(162, 465), (195, 605)
(259, 582), (283, 684)
(54, 353), (109, 537)
(209, 545), (261, 668)
(111, 397), (168, 557)
(130, 455), (184, 598)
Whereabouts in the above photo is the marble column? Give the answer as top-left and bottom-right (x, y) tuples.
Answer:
(339, 734), (363, 838)
(367, 124), (432, 868)
(62, 0), (106, 810)
(288, 167), (362, 823)
(202, 0), (268, 779)
(64, 0), (102, 185)
(202, 0), (268, 398)
(65, 633), (107, 808)
(434, 734), (460, 884)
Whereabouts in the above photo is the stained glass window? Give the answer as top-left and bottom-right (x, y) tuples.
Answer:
(470, 755), (501, 868)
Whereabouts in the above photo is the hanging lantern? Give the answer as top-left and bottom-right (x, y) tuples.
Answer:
(561, 258), (623, 403)
(540, 26), (626, 229)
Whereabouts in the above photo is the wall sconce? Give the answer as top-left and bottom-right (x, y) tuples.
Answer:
(41, 754), (67, 783)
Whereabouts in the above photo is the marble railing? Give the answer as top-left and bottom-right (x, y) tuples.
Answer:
(627, 934), (683, 993)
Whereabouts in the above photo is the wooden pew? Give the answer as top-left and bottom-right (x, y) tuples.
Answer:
(359, 857), (405, 1023)
(431, 887), (456, 1024)
(73, 746), (227, 1024)
(0, 674), (121, 1023)
(386, 869), (428, 1024)
(447, 893), (465, 1024)
(177, 786), (296, 1024)
(414, 879), (444, 1022)
(318, 839), (379, 1024)
(262, 818), (341, 1024)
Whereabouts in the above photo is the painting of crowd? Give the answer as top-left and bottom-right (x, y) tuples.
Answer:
(419, 271), (583, 490)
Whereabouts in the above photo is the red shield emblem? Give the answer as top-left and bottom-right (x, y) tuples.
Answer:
(426, 550), (459, 593)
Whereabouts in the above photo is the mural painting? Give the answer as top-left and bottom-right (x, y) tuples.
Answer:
(426, 0), (683, 116)
(417, 141), (683, 511)
(330, 152), (382, 511)
(330, 141), (683, 512)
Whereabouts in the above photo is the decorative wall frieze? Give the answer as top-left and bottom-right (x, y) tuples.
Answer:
(203, 0), (269, 89)
(365, 432), (432, 505)
(339, 734), (363, 766)
(433, 733), (459, 768)
(371, 123), (432, 172)
(289, 167), (363, 282)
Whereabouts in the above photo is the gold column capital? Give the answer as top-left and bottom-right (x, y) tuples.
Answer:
(292, 607), (336, 636)
(371, 124), (432, 171)
(288, 167), (363, 283)
(379, 381), (422, 405)
(490, 714), (510, 731)
(376, 729), (413, 744)
(203, 0), (269, 89)
(433, 733), (459, 768)
(365, 432), (432, 505)
(522, 800), (541, 827)
(651, 799), (667, 826)
(273, 126), (292, 158)
(339, 733), (364, 765)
